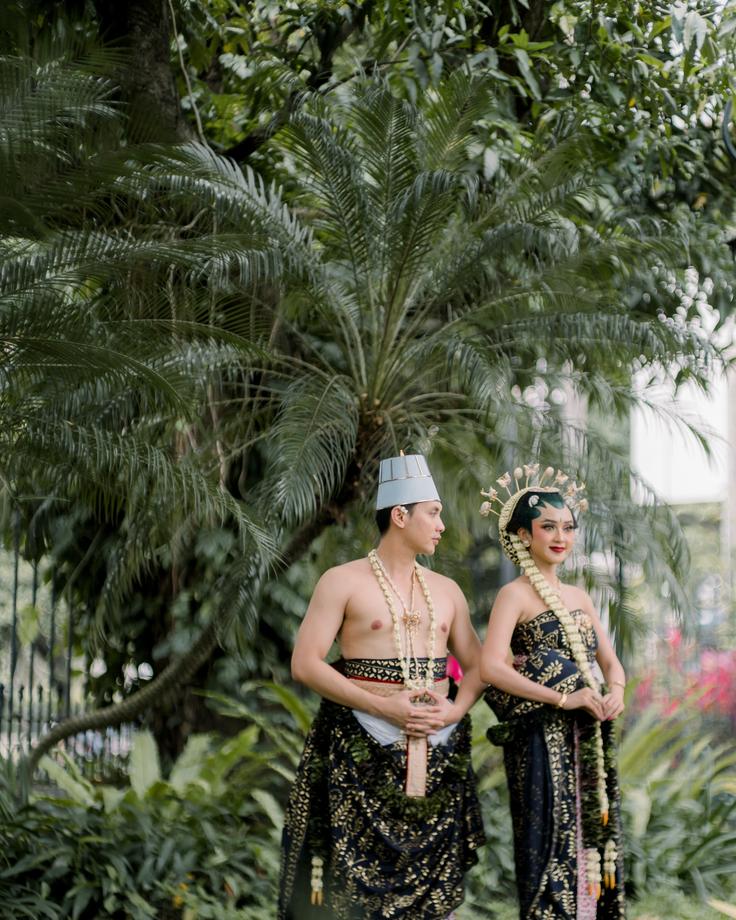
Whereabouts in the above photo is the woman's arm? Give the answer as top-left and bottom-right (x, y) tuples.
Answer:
(482, 585), (606, 720)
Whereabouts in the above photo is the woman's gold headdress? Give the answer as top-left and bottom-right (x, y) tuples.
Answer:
(479, 464), (588, 565)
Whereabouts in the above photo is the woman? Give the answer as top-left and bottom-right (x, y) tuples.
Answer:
(480, 465), (625, 920)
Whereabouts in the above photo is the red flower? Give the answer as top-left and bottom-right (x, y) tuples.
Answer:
(446, 655), (464, 683)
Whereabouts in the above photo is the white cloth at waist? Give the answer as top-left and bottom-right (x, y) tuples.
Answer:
(352, 710), (458, 747)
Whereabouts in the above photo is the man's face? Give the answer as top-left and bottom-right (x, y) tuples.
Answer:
(402, 501), (445, 555)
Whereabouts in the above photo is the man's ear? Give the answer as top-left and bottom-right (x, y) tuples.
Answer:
(390, 505), (409, 528)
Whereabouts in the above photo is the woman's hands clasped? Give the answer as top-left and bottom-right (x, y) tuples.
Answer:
(601, 686), (625, 721)
(563, 686), (624, 722)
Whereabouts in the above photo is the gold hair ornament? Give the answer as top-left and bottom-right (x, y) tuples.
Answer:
(479, 465), (588, 562)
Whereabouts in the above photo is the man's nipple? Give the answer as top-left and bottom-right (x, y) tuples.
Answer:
(370, 619), (383, 631)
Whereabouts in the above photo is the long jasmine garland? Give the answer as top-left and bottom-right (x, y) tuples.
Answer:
(368, 549), (437, 691)
(511, 534), (611, 897)
(510, 534), (610, 827)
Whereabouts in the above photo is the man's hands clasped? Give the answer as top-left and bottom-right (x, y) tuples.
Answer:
(382, 689), (459, 738)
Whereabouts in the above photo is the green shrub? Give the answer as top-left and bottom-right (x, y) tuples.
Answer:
(458, 892), (729, 920)
(619, 702), (736, 901)
(3, 686), (734, 916)
(0, 683), (303, 918)
(463, 701), (517, 916)
(463, 695), (736, 912)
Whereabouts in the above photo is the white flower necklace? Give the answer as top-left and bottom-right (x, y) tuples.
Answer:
(368, 549), (437, 691)
(543, 575), (563, 597)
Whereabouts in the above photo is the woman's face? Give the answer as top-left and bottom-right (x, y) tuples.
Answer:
(521, 502), (576, 566)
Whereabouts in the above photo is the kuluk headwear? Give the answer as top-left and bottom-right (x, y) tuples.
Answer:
(375, 452), (440, 511)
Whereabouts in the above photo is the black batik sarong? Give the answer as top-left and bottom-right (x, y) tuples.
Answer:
(485, 610), (625, 920)
(278, 670), (485, 919)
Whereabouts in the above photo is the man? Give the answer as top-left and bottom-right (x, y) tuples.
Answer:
(278, 453), (486, 919)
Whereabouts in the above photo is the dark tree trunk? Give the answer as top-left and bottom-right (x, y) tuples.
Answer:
(521, 0), (549, 42)
(93, 0), (190, 141)
(145, 652), (245, 765)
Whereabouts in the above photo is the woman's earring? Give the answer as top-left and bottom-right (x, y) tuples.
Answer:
(522, 540), (531, 548)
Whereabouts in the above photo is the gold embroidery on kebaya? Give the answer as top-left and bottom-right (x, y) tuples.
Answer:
(486, 608), (624, 918)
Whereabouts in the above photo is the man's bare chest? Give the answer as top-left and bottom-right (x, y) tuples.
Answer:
(342, 579), (454, 641)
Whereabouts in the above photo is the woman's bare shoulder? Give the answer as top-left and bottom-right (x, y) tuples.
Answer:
(565, 583), (595, 610)
(496, 577), (533, 603)
(488, 579), (533, 629)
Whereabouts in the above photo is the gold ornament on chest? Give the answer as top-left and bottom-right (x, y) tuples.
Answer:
(372, 552), (422, 631)
(368, 549), (437, 691)
(402, 607), (422, 631)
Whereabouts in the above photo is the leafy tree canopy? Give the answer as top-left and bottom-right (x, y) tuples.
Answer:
(173, 2), (736, 207)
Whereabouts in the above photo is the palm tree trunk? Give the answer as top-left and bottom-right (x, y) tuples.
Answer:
(27, 619), (218, 773)
(25, 486), (358, 776)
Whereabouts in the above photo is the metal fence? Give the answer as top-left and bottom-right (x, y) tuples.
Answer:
(0, 519), (136, 780)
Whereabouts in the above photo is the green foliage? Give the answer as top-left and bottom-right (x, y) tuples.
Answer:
(3, 683), (735, 914)
(176, 2), (736, 224)
(6, 36), (722, 699)
(464, 702), (517, 913)
(3, 2), (736, 759)
(619, 702), (736, 900)
(459, 892), (730, 920)
(0, 45), (280, 625)
(631, 892), (726, 920)
(451, 695), (736, 910)
(0, 684), (309, 917)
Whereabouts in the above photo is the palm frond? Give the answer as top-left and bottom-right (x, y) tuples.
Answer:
(263, 373), (359, 525)
(3, 40), (728, 689)
(279, 109), (373, 294)
(417, 70), (493, 172)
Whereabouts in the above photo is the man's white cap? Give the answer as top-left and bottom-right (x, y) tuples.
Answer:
(375, 453), (441, 510)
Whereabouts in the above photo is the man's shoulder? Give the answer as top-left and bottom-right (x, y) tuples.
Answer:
(418, 565), (463, 596)
(319, 557), (370, 582)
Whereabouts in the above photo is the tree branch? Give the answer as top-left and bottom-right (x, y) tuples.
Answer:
(27, 618), (219, 773)
(24, 471), (362, 777)
(224, 1), (375, 163)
